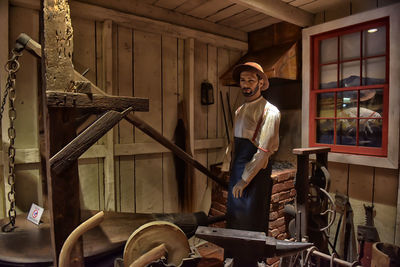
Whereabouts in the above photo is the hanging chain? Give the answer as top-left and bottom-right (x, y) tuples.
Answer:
(1, 48), (22, 232)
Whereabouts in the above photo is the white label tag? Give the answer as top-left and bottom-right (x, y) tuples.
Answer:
(27, 203), (44, 225)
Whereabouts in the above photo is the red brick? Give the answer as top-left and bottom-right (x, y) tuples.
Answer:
(283, 179), (295, 190)
(271, 192), (280, 203)
(209, 207), (224, 216)
(277, 233), (288, 240)
(270, 228), (279, 237)
(269, 211), (279, 221)
(269, 217), (285, 229)
(290, 188), (297, 197)
(211, 202), (226, 213)
(278, 224), (286, 233)
(278, 212), (286, 220)
(271, 183), (285, 194)
(278, 191), (290, 201)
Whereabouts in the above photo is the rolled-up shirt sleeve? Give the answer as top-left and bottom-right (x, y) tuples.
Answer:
(241, 108), (280, 183)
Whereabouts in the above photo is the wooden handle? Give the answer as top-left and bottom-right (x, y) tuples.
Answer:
(130, 243), (168, 267)
(59, 211), (105, 267)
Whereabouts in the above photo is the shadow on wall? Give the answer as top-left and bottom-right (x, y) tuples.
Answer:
(15, 163), (41, 212)
(263, 79), (302, 165)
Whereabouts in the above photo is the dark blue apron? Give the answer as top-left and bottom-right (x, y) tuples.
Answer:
(225, 137), (273, 265)
(227, 137), (273, 232)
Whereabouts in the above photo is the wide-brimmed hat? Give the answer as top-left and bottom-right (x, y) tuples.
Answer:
(232, 62), (269, 91)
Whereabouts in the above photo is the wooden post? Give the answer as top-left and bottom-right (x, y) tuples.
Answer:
(292, 147), (330, 242)
(295, 154), (309, 241)
(102, 19), (116, 211)
(41, 0), (83, 265)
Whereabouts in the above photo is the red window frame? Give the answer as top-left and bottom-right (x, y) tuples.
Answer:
(309, 17), (389, 156)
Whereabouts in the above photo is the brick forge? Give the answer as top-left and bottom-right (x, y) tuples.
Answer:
(209, 168), (297, 267)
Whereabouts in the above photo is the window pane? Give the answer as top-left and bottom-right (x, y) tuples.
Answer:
(340, 61), (360, 87)
(317, 93), (335, 117)
(320, 37), (337, 64)
(341, 32), (360, 61)
(360, 89), (383, 115)
(337, 91), (358, 117)
(320, 64), (337, 89)
(316, 119), (334, 144)
(363, 26), (386, 57)
(359, 119), (382, 147)
(336, 119), (356, 146)
(362, 57), (386, 84)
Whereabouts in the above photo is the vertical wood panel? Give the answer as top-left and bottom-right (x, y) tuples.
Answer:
(72, 17), (102, 210)
(183, 38), (195, 211)
(229, 50), (244, 114)
(95, 21), (105, 210)
(78, 159), (100, 210)
(217, 48), (230, 141)
(328, 162), (349, 195)
(193, 40), (208, 212)
(177, 39), (185, 103)
(10, 7), (39, 149)
(162, 35), (179, 213)
(348, 164), (373, 202)
(134, 30), (163, 213)
(206, 45), (218, 211)
(194, 40), (208, 139)
(374, 167), (398, 243)
(117, 25), (135, 212)
(103, 20), (116, 211)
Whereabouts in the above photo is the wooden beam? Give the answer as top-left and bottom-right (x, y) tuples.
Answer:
(102, 19), (116, 212)
(41, 1), (83, 265)
(50, 109), (131, 174)
(231, 0), (314, 27)
(46, 91), (149, 111)
(0, 139), (226, 165)
(10, 0), (248, 51)
(124, 113), (228, 188)
(75, 0), (247, 42)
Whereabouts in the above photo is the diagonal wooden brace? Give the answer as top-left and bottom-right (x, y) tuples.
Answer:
(50, 107), (132, 174)
(124, 113), (228, 189)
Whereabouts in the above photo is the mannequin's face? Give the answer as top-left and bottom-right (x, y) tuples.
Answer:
(239, 71), (263, 102)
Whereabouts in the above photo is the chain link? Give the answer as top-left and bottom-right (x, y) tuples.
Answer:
(1, 48), (21, 232)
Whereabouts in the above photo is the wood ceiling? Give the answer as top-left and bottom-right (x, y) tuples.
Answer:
(140, 0), (342, 32)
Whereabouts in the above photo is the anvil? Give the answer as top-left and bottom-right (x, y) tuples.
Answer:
(195, 226), (312, 262)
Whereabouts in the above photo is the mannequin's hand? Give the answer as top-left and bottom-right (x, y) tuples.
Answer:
(232, 179), (249, 198)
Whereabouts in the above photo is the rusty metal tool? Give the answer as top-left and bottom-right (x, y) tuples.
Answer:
(195, 226), (313, 262)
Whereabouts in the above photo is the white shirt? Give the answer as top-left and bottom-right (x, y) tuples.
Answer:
(234, 96), (280, 183)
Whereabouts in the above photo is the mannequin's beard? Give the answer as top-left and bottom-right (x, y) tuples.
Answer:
(242, 84), (260, 97)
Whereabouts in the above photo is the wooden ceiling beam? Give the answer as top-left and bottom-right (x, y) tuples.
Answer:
(11, 0), (247, 50)
(231, 0), (314, 27)
(75, 0), (246, 41)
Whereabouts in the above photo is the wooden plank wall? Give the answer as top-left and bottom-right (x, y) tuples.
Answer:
(0, 1), (243, 218)
(328, 163), (398, 244)
(312, 0), (400, 245)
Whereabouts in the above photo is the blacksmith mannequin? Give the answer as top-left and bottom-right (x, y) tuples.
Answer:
(225, 62), (280, 265)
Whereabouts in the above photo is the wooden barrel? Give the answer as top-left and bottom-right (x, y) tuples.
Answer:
(371, 242), (400, 267)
